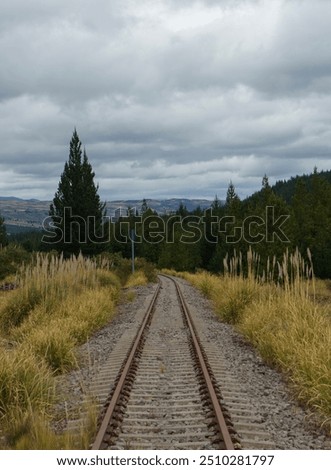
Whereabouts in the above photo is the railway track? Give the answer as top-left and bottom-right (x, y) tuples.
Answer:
(90, 275), (240, 450)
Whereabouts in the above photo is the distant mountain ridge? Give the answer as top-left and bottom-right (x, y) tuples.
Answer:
(0, 197), (40, 202)
(0, 197), (213, 232)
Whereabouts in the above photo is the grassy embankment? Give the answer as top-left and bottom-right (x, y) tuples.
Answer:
(167, 249), (331, 432)
(0, 252), (154, 449)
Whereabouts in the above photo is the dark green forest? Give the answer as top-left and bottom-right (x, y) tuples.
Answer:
(2, 167), (331, 280)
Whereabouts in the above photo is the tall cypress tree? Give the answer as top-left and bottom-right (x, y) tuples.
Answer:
(49, 129), (106, 256)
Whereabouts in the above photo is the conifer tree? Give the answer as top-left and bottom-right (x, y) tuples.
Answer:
(211, 194), (221, 213)
(49, 129), (106, 256)
(225, 181), (240, 210)
(176, 202), (189, 217)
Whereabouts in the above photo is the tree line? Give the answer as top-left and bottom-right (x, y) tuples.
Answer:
(1, 130), (331, 279)
(109, 170), (331, 279)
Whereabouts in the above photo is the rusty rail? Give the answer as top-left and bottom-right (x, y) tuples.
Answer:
(170, 276), (235, 450)
(91, 282), (161, 450)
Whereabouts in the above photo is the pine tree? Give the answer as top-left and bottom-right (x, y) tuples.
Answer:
(225, 181), (240, 210)
(176, 202), (189, 217)
(49, 129), (106, 256)
(211, 194), (221, 213)
(262, 174), (270, 190)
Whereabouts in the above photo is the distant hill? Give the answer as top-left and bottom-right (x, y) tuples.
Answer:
(0, 197), (213, 233)
(0, 197), (40, 202)
(0, 198), (50, 232)
(107, 198), (213, 215)
(240, 169), (331, 206)
(271, 169), (331, 203)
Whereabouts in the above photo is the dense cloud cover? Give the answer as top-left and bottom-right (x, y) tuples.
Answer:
(0, 0), (331, 200)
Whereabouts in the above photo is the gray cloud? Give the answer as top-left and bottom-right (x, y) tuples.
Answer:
(0, 0), (331, 202)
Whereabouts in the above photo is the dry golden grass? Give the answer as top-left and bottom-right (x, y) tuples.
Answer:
(181, 249), (331, 430)
(0, 345), (55, 416)
(0, 252), (121, 449)
(241, 294), (331, 415)
(125, 270), (148, 288)
(2, 399), (99, 450)
(160, 268), (180, 277)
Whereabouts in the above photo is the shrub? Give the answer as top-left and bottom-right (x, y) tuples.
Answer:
(0, 245), (31, 281)
(125, 271), (148, 288)
(112, 254), (157, 285)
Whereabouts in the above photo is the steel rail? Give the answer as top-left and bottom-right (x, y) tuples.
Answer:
(91, 281), (161, 450)
(164, 274), (235, 450)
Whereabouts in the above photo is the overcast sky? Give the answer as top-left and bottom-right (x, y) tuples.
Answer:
(1, 0), (331, 202)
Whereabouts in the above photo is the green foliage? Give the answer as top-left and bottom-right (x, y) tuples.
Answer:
(0, 244), (31, 281)
(272, 169), (331, 203)
(111, 254), (157, 285)
(135, 258), (158, 282)
(241, 175), (292, 269)
(225, 181), (240, 208)
(156, 170), (331, 277)
(10, 230), (44, 252)
(291, 172), (331, 278)
(158, 215), (202, 272)
(220, 284), (256, 324)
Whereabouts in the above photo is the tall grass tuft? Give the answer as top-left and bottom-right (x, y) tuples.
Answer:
(125, 270), (148, 288)
(0, 346), (54, 417)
